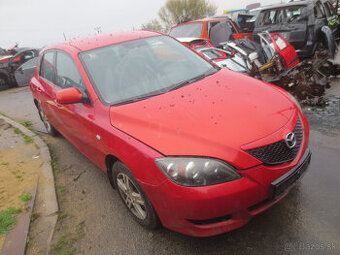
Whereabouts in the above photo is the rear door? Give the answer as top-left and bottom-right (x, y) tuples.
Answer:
(271, 33), (299, 69)
(37, 50), (63, 130)
(254, 8), (282, 34)
(280, 5), (308, 50)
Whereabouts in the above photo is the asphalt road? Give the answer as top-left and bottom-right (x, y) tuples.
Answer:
(0, 86), (339, 255)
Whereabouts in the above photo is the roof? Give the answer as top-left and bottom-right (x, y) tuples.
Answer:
(176, 16), (232, 24)
(45, 30), (161, 52)
(259, 1), (310, 11)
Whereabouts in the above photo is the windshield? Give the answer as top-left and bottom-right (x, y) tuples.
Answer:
(80, 35), (216, 105)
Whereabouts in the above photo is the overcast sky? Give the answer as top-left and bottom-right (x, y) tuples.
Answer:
(0, 0), (283, 48)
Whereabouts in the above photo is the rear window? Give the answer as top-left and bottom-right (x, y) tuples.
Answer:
(169, 23), (203, 38)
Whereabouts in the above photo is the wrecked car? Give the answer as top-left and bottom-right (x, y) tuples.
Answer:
(30, 31), (311, 237)
(0, 48), (39, 88)
(253, 0), (338, 59)
(177, 37), (248, 73)
(222, 32), (332, 104)
(169, 17), (252, 41)
(14, 57), (37, 87)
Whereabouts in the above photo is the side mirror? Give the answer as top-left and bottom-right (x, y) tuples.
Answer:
(56, 87), (83, 104)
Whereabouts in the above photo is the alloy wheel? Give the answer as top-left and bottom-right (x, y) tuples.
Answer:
(116, 173), (147, 220)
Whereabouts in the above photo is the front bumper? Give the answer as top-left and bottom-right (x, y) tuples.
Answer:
(142, 147), (311, 237)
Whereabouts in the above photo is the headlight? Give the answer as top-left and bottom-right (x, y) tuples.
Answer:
(288, 93), (303, 112)
(155, 157), (241, 187)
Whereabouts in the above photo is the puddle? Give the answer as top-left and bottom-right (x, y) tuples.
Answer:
(303, 95), (340, 136)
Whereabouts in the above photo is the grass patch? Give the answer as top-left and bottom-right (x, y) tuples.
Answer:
(14, 127), (22, 134)
(57, 212), (68, 221)
(20, 120), (32, 127)
(51, 236), (76, 255)
(13, 127), (34, 143)
(30, 212), (39, 222)
(51, 152), (61, 175)
(19, 192), (32, 203)
(23, 134), (33, 143)
(26, 234), (34, 248)
(56, 184), (66, 195)
(0, 112), (8, 117)
(0, 207), (20, 236)
(0, 161), (9, 166)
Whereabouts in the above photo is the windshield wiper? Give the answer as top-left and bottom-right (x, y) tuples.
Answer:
(111, 68), (218, 106)
(166, 68), (218, 92)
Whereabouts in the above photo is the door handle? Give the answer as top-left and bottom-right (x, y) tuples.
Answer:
(36, 87), (42, 92)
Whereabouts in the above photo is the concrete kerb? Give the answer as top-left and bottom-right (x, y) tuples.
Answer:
(0, 114), (59, 254)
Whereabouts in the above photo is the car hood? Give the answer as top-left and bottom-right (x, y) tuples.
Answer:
(110, 69), (296, 169)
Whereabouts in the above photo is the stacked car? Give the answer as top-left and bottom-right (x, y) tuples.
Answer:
(0, 48), (39, 89)
(169, 0), (340, 105)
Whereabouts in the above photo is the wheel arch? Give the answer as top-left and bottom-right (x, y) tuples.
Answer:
(0, 70), (9, 81)
(319, 26), (336, 58)
(105, 154), (120, 189)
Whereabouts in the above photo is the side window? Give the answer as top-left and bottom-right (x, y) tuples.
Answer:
(285, 6), (303, 23)
(40, 51), (56, 84)
(56, 51), (84, 89)
(260, 9), (278, 26)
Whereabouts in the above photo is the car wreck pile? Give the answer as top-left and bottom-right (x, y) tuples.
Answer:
(221, 32), (339, 106)
(169, 1), (340, 106)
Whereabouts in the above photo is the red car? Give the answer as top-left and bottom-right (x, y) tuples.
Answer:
(29, 31), (311, 237)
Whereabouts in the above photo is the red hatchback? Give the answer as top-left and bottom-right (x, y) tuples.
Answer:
(29, 31), (311, 237)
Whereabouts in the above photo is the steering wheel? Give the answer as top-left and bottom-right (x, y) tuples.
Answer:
(117, 56), (158, 97)
(58, 75), (74, 88)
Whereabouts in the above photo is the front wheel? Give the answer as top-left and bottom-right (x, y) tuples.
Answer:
(37, 103), (58, 136)
(111, 161), (160, 229)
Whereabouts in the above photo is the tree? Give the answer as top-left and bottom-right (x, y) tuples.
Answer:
(158, 0), (217, 32)
(140, 19), (163, 32)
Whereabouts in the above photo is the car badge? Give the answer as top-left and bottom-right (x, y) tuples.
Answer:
(285, 132), (297, 149)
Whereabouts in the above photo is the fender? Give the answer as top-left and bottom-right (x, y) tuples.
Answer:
(321, 26), (336, 59)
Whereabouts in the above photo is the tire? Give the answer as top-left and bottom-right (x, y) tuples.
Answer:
(111, 161), (160, 229)
(37, 103), (58, 136)
(0, 75), (8, 90)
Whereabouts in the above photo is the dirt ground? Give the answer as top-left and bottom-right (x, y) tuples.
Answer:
(0, 120), (41, 250)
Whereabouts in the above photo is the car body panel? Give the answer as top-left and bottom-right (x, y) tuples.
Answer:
(271, 33), (300, 68)
(109, 68), (296, 169)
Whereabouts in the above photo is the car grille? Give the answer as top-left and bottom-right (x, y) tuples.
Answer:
(245, 117), (303, 165)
